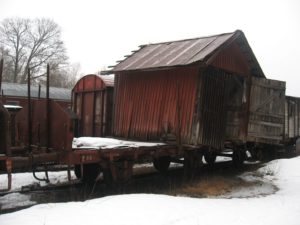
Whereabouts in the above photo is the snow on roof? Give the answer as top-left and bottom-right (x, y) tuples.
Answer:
(1, 82), (71, 101)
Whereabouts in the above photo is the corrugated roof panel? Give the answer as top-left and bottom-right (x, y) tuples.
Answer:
(118, 44), (163, 70)
(133, 44), (171, 69)
(188, 33), (234, 64)
(147, 40), (200, 68)
(111, 32), (237, 72)
(168, 36), (217, 66)
(1, 82), (71, 101)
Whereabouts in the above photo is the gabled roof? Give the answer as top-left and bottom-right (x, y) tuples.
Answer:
(103, 30), (264, 77)
(1, 82), (71, 101)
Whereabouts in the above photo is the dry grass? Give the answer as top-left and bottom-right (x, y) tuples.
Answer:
(170, 176), (249, 197)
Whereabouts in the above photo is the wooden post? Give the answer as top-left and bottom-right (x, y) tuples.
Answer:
(46, 64), (50, 152)
(27, 68), (32, 152)
(176, 80), (182, 148)
(0, 59), (3, 98)
(38, 84), (41, 99)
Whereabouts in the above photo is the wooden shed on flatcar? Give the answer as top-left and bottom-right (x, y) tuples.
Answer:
(72, 74), (114, 137)
(103, 30), (285, 153)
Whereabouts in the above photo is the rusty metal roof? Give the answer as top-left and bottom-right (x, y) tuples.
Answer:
(104, 30), (264, 77)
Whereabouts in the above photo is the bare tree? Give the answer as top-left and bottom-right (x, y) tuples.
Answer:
(39, 62), (82, 88)
(0, 18), (68, 83)
(0, 18), (29, 82)
(0, 46), (14, 82)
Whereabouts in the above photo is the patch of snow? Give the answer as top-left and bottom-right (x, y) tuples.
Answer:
(1, 157), (300, 225)
(0, 193), (35, 210)
(214, 156), (231, 163)
(220, 180), (277, 198)
(0, 171), (76, 192)
(3, 105), (23, 110)
(73, 137), (166, 149)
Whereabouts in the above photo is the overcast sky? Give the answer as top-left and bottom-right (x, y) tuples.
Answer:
(0, 0), (299, 95)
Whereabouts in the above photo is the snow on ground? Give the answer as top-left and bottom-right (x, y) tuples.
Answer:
(0, 193), (35, 210)
(0, 171), (76, 210)
(1, 157), (300, 225)
(0, 171), (76, 192)
(73, 137), (166, 149)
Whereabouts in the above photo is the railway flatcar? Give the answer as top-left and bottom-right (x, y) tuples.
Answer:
(1, 30), (300, 190)
(97, 29), (300, 177)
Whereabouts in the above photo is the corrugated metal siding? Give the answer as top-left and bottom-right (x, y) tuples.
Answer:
(113, 66), (243, 150)
(72, 74), (114, 137)
(113, 66), (199, 142)
(190, 67), (244, 149)
(285, 96), (300, 139)
(247, 77), (286, 144)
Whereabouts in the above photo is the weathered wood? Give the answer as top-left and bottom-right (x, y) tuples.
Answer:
(248, 77), (286, 145)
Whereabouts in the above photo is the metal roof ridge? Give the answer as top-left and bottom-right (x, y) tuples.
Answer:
(139, 30), (238, 47)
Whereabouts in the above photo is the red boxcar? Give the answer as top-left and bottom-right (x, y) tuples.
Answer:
(72, 74), (114, 137)
(0, 82), (71, 147)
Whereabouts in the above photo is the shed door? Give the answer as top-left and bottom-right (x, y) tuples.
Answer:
(225, 75), (246, 142)
(192, 67), (230, 150)
(94, 91), (104, 137)
(248, 77), (285, 144)
(82, 92), (94, 136)
(201, 68), (228, 149)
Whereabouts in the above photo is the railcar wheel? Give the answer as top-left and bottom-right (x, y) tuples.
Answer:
(256, 149), (265, 161)
(74, 163), (101, 183)
(232, 150), (246, 168)
(252, 149), (269, 161)
(153, 156), (171, 173)
(204, 152), (217, 165)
